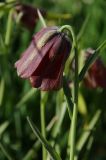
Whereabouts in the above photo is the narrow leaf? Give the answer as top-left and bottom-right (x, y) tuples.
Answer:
(23, 116), (57, 160)
(37, 9), (47, 28)
(63, 76), (73, 119)
(0, 78), (5, 106)
(0, 121), (9, 137)
(78, 92), (87, 116)
(75, 110), (101, 156)
(77, 14), (90, 41)
(0, 143), (13, 160)
(51, 102), (67, 138)
(27, 117), (62, 160)
(16, 88), (36, 108)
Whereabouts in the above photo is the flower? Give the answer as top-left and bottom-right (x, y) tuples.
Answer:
(15, 26), (71, 91)
(84, 48), (106, 88)
(14, 3), (46, 30)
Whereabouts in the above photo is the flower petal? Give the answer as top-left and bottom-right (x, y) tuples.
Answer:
(29, 62), (64, 91)
(33, 27), (58, 49)
(33, 26), (58, 42)
(29, 36), (71, 90)
(15, 35), (58, 78)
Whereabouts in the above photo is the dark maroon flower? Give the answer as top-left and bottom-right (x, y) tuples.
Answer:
(14, 3), (46, 30)
(15, 26), (71, 91)
(84, 48), (106, 88)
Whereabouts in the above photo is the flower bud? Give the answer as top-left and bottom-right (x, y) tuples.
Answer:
(14, 3), (46, 30)
(84, 48), (106, 88)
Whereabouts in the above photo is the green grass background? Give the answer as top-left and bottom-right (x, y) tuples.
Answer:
(0, 0), (106, 160)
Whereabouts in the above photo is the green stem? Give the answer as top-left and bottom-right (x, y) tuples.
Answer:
(70, 45), (78, 160)
(5, 9), (14, 46)
(41, 92), (47, 160)
(59, 25), (76, 47)
(59, 25), (79, 160)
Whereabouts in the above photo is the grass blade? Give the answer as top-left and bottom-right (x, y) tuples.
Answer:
(37, 9), (47, 27)
(0, 78), (5, 106)
(0, 121), (9, 137)
(75, 110), (101, 159)
(0, 143), (13, 160)
(16, 88), (36, 108)
(63, 76), (73, 119)
(27, 117), (62, 160)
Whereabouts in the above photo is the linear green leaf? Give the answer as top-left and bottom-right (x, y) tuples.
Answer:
(0, 78), (5, 106)
(27, 117), (62, 160)
(16, 88), (36, 108)
(75, 109), (101, 159)
(63, 76), (73, 119)
(0, 121), (9, 137)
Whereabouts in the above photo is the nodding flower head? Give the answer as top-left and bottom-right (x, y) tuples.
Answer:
(14, 3), (46, 30)
(15, 26), (71, 91)
(84, 48), (106, 88)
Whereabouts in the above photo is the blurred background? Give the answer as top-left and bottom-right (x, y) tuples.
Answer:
(0, 0), (106, 159)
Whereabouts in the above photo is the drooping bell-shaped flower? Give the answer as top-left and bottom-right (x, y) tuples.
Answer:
(84, 48), (106, 88)
(15, 26), (71, 91)
(14, 3), (46, 30)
